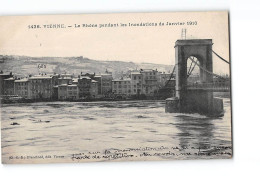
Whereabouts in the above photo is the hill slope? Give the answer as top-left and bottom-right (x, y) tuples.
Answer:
(0, 55), (173, 78)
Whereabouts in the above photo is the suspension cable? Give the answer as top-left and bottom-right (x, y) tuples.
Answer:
(187, 56), (194, 76)
(161, 50), (229, 90)
(187, 56), (198, 78)
(212, 50), (230, 64)
(188, 57), (228, 80)
(164, 65), (176, 87)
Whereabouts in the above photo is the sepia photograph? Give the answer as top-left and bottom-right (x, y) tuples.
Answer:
(0, 11), (232, 164)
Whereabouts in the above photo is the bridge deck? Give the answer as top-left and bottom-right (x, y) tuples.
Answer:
(186, 82), (230, 92)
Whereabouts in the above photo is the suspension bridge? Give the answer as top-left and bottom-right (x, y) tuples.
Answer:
(165, 39), (230, 116)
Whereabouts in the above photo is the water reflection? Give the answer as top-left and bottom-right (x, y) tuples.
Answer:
(174, 115), (214, 148)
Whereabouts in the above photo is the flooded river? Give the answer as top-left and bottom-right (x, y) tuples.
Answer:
(1, 99), (232, 163)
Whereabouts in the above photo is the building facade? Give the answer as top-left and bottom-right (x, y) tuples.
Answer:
(58, 77), (72, 85)
(0, 72), (13, 95)
(78, 76), (92, 98)
(67, 84), (79, 100)
(130, 71), (142, 95)
(100, 74), (113, 95)
(140, 69), (160, 95)
(112, 78), (131, 96)
(3, 77), (15, 95)
(14, 78), (29, 98)
(28, 75), (53, 99)
(90, 80), (98, 98)
(58, 84), (68, 100)
(93, 75), (101, 95)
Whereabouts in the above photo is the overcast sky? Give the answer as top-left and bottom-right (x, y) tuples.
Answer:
(0, 11), (230, 74)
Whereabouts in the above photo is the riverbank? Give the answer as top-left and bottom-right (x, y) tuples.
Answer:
(1, 92), (231, 105)
(0, 96), (167, 105)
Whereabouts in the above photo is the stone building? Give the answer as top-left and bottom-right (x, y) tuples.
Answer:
(90, 80), (98, 98)
(130, 71), (142, 95)
(140, 69), (160, 95)
(57, 84), (79, 100)
(100, 73), (113, 95)
(58, 84), (68, 100)
(58, 76), (72, 85)
(112, 78), (131, 96)
(78, 76), (92, 98)
(28, 75), (53, 99)
(93, 75), (101, 95)
(14, 78), (29, 98)
(52, 86), (59, 100)
(0, 72), (13, 95)
(51, 74), (59, 86)
(67, 84), (79, 99)
(72, 78), (78, 85)
(3, 77), (15, 95)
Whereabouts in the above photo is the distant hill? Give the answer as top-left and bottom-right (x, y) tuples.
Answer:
(0, 55), (173, 78)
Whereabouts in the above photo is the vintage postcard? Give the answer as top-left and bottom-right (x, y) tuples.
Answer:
(0, 11), (232, 164)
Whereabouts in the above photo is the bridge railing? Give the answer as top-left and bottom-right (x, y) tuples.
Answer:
(186, 81), (230, 91)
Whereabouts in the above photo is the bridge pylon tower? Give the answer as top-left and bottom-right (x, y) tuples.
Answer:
(165, 39), (224, 116)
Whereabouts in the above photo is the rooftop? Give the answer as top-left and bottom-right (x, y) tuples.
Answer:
(68, 84), (77, 87)
(4, 77), (15, 81)
(131, 72), (141, 75)
(58, 84), (68, 87)
(58, 77), (72, 80)
(58, 84), (77, 87)
(0, 72), (12, 76)
(72, 78), (78, 82)
(96, 73), (112, 76)
(140, 69), (157, 72)
(29, 75), (52, 79)
(14, 78), (29, 82)
(112, 78), (131, 82)
(61, 73), (72, 76)
(79, 76), (91, 79)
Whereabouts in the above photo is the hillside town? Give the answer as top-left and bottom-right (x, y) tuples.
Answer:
(0, 69), (177, 102)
